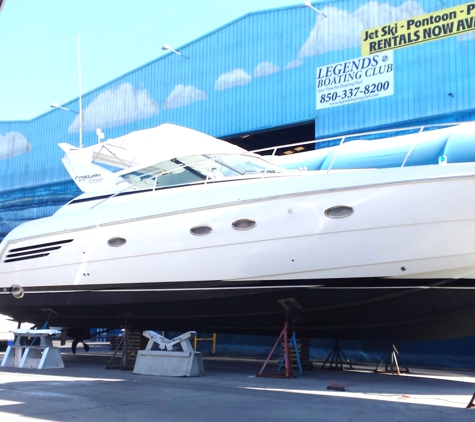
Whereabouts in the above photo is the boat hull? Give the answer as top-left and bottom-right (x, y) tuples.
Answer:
(0, 278), (475, 341)
(2, 164), (475, 341)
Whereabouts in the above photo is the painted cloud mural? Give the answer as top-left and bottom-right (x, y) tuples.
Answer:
(215, 69), (252, 91)
(254, 62), (281, 77)
(69, 83), (158, 132)
(0, 132), (31, 160)
(297, 0), (425, 58)
(285, 59), (304, 70)
(458, 31), (475, 41)
(162, 85), (207, 109)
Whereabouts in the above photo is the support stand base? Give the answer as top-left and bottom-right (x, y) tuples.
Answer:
(1, 329), (64, 370)
(133, 350), (204, 377)
(466, 392), (475, 409)
(106, 328), (139, 370)
(257, 321), (294, 379)
(374, 343), (409, 375)
(321, 340), (353, 371)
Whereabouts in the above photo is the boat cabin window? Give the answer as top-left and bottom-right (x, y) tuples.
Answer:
(120, 154), (282, 191)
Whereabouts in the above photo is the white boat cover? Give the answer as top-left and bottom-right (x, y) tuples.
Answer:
(60, 123), (246, 171)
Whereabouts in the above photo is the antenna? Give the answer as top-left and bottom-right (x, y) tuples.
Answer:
(77, 34), (83, 149)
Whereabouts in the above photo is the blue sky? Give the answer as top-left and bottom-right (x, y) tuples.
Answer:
(0, 0), (303, 121)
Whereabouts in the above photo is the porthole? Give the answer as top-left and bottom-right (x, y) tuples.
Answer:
(232, 218), (257, 231)
(190, 225), (213, 236)
(108, 237), (127, 247)
(11, 284), (24, 299)
(324, 205), (354, 219)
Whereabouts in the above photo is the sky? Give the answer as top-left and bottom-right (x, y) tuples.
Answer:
(0, 0), (303, 121)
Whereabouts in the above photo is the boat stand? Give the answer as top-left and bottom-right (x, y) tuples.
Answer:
(1, 329), (64, 369)
(321, 340), (353, 370)
(257, 321), (294, 378)
(133, 331), (204, 377)
(374, 343), (409, 375)
(277, 331), (303, 375)
(466, 392), (475, 408)
(106, 327), (139, 370)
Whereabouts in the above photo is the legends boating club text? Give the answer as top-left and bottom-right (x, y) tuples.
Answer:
(362, 2), (475, 55)
(316, 52), (394, 110)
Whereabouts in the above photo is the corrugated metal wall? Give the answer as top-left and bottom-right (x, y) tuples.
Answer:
(315, 0), (475, 136)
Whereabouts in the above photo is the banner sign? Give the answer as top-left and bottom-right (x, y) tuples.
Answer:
(316, 52), (394, 110)
(362, 2), (475, 55)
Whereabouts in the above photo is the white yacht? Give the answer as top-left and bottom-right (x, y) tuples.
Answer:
(1, 122), (475, 342)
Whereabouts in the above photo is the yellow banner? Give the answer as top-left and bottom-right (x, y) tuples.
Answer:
(362, 2), (475, 55)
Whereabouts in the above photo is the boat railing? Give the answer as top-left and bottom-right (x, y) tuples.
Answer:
(91, 121), (467, 208)
(130, 122), (467, 185)
(250, 121), (465, 173)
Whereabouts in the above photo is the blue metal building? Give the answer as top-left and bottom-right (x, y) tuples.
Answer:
(1, 0), (475, 365)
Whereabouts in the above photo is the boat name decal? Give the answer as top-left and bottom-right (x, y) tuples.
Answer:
(75, 174), (103, 184)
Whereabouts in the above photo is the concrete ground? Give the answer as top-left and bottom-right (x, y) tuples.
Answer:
(0, 344), (475, 421)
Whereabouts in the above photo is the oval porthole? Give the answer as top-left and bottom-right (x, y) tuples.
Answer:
(190, 225), (213, 236)
(232, 218), (257, 231)
(325, 205), (354, 219)
(108, 237), (127, 247)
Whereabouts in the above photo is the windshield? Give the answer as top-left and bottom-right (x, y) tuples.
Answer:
(121, 153), (283, 190)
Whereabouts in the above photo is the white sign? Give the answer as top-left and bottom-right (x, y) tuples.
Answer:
(316, 52), (394, 110)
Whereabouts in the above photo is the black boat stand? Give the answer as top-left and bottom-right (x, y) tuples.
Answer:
(374, 343), (409, 375)
(321, 340), (353, 370)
